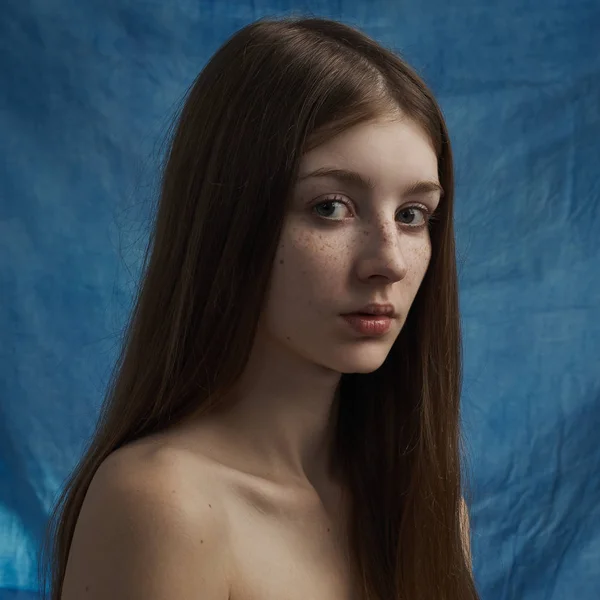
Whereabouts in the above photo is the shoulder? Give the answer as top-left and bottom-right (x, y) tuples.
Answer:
(99, 441), (231, 530)
(61, 443), (232, 600)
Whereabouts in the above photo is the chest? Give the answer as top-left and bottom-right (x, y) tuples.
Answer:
(227, 493), (358, 600)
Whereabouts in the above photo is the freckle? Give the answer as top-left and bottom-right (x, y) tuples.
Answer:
(85, 586), (89, 592)
(201, 539), (204, 544)
(279, 259), (284, 264)
(286, 336), (291, 340)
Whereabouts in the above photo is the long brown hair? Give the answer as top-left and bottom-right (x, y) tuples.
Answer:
(38, 14), (478, 600)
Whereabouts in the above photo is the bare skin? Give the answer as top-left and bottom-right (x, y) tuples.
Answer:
(62, 115), (445, 599)
(112, 419), (357, 600)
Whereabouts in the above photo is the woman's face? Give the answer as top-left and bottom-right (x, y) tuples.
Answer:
(260, 116), (442, 374)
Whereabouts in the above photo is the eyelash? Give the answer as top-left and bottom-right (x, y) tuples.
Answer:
(311, 195), (439, 229)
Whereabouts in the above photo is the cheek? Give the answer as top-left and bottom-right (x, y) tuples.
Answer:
(273, 224), (352, 289)
(412, 239), (432, 283)
(401, 237), (432, 290)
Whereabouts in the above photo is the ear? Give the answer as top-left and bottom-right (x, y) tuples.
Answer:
(460, 496), (473, 571)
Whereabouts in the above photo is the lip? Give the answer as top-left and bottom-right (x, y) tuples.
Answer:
(342, 303), (398, 318)
(341, 313), (396, 336)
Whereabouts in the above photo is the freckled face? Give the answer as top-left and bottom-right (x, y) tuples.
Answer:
(259, 116), (442, 374)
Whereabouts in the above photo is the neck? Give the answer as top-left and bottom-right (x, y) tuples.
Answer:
(207, 329), (342, 490)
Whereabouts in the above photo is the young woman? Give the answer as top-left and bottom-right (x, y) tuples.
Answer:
(39, 14), (479, 600)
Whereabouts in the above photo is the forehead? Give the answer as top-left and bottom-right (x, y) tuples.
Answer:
(297, 118), (439, 192)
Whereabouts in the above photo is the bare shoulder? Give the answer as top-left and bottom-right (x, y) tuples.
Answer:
(61, 442), (233, 600)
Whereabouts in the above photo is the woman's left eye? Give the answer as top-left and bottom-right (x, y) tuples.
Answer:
(396, 206), (430, 228)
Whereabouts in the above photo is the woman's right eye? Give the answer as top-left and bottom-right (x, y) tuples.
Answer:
(312, 198), (352, 220)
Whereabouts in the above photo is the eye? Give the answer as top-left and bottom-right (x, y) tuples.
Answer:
(312, 197), (352, 221)
(396, 205), (431, 228)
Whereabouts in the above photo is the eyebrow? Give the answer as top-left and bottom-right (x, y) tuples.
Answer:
(296, 167), (444, 197)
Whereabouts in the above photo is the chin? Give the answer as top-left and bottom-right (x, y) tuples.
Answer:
(328, 345), (392, 374)
(339, 362), (385, 375)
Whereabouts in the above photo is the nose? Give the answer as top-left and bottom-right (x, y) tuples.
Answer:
(354, 219), (408, 284)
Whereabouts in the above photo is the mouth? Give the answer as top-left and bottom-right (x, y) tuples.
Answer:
(340, 311), (396, 336)
(342, 303), (398, 318)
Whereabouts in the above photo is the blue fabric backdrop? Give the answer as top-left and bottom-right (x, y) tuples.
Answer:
(1, 1), (599, 598)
